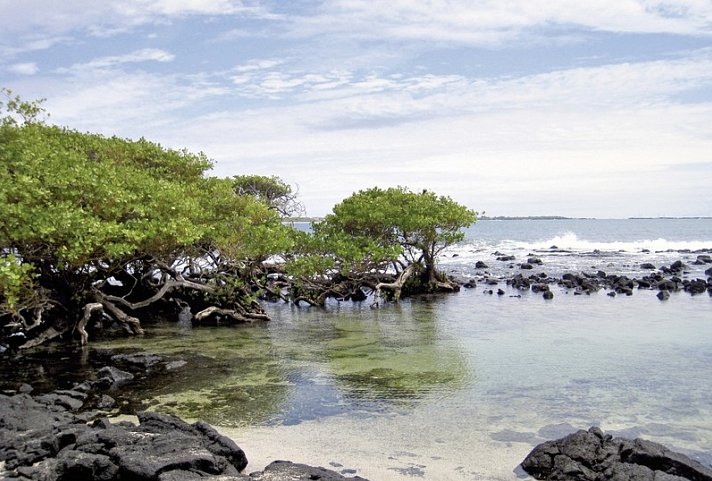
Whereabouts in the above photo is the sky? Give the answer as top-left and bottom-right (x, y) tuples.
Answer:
(1, 1), (711, 218)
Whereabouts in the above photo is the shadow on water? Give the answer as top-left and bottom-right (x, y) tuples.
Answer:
(2, 297), (471, 429)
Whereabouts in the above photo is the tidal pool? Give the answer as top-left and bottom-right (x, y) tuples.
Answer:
(4, 285), (711, 480)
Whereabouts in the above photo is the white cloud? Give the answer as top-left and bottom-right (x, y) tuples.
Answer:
(290, 0), (712, 44)
(4, 0), (710, 217)
(60, 48), (176, 74)
(0, 0), (274, 56)
(7, 62), (39, 75)
(55, 50), (699, 216)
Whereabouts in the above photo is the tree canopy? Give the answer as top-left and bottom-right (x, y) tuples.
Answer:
(1, 90), (478, 349)
(232, 174), (304, 218)
(0, 91), (293, 348)
(287, 187), (477, 305)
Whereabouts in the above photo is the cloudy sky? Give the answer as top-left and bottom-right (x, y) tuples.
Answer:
(1, 1), (711, 218)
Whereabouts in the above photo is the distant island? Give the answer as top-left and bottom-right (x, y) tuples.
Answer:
(628, 216), (712, 220)
(479, 215), (576, 220)
(285, 215), (711, 223)
(283, 217), (324, 223)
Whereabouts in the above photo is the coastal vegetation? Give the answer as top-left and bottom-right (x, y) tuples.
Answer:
(0, 90), (476, 349)
(288, 187), (477, 306)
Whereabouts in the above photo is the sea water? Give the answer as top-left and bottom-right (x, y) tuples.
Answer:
(5, 218), (712, 480)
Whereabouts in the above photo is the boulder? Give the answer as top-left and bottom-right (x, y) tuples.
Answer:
(250, 461), (370, 481)
(96, 366), (134, 388)
(521, 427), (712, 481)
(670, 260), (685, 272)
(475, 261), (489, 269)
(640, 263), (656, 270)
(111, 353), (163, 370)
(697, 255), (712, 264)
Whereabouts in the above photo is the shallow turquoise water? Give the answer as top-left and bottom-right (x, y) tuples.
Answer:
(5, 218), (710, 478)
(87, 284), (712, 468)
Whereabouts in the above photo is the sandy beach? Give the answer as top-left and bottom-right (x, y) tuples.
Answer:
(220, 412), (536, 481)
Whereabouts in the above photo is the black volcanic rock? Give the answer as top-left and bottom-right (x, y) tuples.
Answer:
(521, 427), (712, 481)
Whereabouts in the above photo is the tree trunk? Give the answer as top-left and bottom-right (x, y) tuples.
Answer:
(371, 263), (418, 307)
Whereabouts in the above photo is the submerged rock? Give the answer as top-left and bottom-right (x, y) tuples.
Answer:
(250, 461), (370, 481)
(521, 426), (712, 481)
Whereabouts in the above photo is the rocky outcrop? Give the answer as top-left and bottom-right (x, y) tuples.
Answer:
(0, 392), (370, 481)
(0, 353), (371, 481)
(461, 253), (712, 300)
(521, 426), (712, 481)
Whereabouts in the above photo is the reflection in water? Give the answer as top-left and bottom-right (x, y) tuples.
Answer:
(3, 286), (711, 478)
(318, 300), (468, 404)
(86, 298), (470, 427)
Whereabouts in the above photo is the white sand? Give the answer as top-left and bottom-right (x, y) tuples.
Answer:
(218, 414), (535, 481)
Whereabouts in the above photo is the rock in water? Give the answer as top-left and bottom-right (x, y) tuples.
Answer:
(250, 461), (370, 480)
(521, 426), (712, 481)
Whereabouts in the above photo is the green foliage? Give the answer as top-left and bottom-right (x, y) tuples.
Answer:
(232, 174), (304, 217)
(0, 88), (46, 127)
(319, 186), (477, 274)
(0, 256), (36, 313)
(287, 186), (476, 301)
(0, 92), (293, 329)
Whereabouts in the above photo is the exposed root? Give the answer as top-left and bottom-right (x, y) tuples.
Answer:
(77, 302), (104, 345)
(371, 264), (417, 307)
(194, 306), (269, 324)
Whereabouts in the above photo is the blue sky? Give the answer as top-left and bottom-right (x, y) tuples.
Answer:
(1, 1), (711, 218)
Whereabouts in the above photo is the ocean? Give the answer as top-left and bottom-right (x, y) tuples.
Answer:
(6, 218), (712, 480)
(441, 217), (712, 279)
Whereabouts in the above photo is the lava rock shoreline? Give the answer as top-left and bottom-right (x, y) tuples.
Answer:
(457, 254), (712, 300)
(0, 354), (369, 481)
(521, 426), (712, 481)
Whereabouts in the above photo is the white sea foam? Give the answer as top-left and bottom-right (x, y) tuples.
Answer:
(511, 232), (712, 253)
(443, 232), (712, 259)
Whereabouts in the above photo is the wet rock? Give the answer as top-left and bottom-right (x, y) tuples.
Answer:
(640, 263), (656, 270)
(684, 279), (708, 295)
(18, 383), (33, 394)
(475, 261), (488, 269)
(669, 260), (685, 273)
(96, 394), (116, 410)
(497, 255), (516, 262)
(658, 279), (678, 291)
(697, 255), (712, 264)
(521, 427), (712, 481)
(96, 366), (134, 388)
(250, 461), (370, 481)
(543, 291), (554, 300)
(657, 290), (670, 301)
(35, 392), (85, 411)
(165, 360), (188, 371)
(497, 289), (505, 296)
(111, 353), (163, 370)
(521, 263), (534, 270)
(528, 257), (543, 265)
